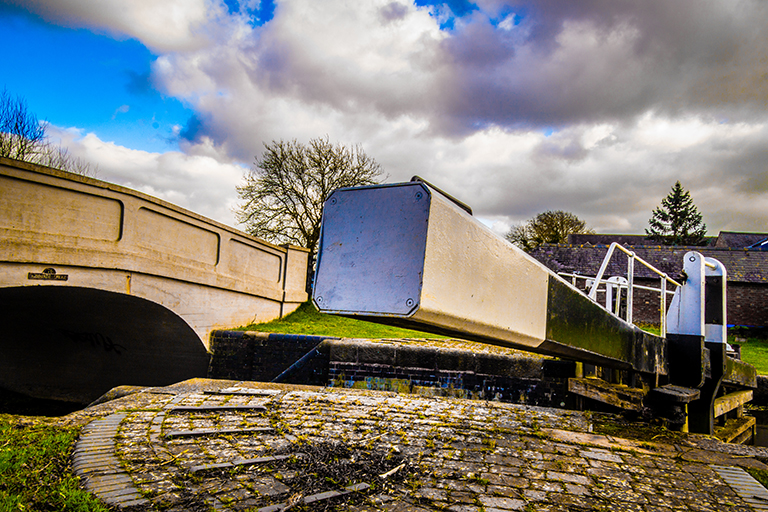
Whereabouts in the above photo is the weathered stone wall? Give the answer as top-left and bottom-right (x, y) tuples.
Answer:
(208, 333), (576, 408)
(208, 330), (333, 384)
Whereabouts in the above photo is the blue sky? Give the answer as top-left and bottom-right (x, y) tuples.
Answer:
(1, 0), (767, 234)
(0, 9), (193, 153)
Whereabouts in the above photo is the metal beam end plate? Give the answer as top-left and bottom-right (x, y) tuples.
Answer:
(313, 182), (429, 317)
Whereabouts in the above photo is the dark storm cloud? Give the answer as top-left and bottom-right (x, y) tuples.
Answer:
(379, 2), (410, 22)
(431, 0), (766, 133)
(213, 0), (768, 139)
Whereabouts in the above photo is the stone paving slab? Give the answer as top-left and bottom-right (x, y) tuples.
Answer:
(73, 412), (149, 508)
(71, 379), (768, 511)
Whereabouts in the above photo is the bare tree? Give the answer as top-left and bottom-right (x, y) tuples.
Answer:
(36, 143), (98, 177)
(0, 87), (97, 176)
(507, 210), (594, 252)
(236, 136), (384, 251)
(0, 87), (46, 161)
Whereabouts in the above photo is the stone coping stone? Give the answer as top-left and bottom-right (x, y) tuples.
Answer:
(327, 338), (545, 378)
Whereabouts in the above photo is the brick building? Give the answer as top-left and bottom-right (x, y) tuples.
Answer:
(530, 231), (768, 328)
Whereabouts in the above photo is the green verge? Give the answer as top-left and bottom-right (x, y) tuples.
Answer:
(735, 337), (768, 376)
(0, 415), (110, 512)
(746, 467), (768, 490)
(236, 301), (445, 339)
(241, 306), (768, 374)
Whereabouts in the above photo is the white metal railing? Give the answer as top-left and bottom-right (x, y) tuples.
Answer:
(559, 242), (682, 337)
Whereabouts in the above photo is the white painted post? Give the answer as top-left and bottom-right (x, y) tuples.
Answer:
(660, 276), (667, 337)
(666, 251), (706, 336)
(704, 257), (727, 343)
(627, 253), (635, 325)
(606, 276), (628, 319)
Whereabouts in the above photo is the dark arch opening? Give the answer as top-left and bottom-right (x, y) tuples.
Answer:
(0, 286), (210, 404)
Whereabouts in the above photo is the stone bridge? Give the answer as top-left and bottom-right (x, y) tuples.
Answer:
(0, 157), (308, 403)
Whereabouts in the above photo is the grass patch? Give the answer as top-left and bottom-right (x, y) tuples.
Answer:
(0, 415), (110, 511)
(734, 336), (768, 376)
(745, 467), (768, 490)
(635, 323), (661, 336)
(237, 301), (445, 339)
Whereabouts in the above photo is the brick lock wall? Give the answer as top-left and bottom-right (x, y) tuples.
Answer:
(632, 279), (665, 325)
(728, 283), (768, 327)
(327, 361), (575, 407)
(596, 279), (768, 328)
(207, 331), (255, 380)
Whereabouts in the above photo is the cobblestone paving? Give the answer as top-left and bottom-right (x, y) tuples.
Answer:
(74, 380), (768, 511)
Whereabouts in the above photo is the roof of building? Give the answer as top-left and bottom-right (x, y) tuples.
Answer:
(566, 234), (656, 246)
(567, 231), (768, 250)
(532, 231), (768, 284)
(714, 231), (768, 248)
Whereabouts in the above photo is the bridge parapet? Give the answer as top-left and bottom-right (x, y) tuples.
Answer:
(0, 157), (308, 402)
(1, 157), (308, 314)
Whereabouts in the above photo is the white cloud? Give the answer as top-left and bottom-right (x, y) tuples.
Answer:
(49, 126), (246, 227)
(6, 0), (222, 52)
(23, 0), (768, 238)
(111, 104), (130, 119)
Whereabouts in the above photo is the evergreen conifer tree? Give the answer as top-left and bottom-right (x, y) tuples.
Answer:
(645, 181), (707, 245)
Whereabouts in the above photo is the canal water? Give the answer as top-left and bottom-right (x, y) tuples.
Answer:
(750, 409), (768, 447)
(0, 387), (83, 417)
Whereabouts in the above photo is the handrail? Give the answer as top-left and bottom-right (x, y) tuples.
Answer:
(589, 243), (682, 299)
(560, 273), (677, 296)
(564, 242), (682, 337)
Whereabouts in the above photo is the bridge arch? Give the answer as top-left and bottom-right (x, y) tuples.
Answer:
(0, 157), (309, 403)
(0, 286), (210, 403)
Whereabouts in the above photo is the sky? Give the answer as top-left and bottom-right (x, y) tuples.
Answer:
(1, 0), (767, 237)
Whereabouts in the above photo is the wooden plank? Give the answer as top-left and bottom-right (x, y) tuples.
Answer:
(650, 384), (700, 404)
(713, 390), (753, 418)
(568, 377), (646, 411)
(724, 357), (758, 388)
(714, 415), (756, 444)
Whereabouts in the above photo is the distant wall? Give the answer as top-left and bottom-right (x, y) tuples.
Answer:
(728, 283), (768, 327)
(534, 244), (768, 328)
(604, 278), (768, 328)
